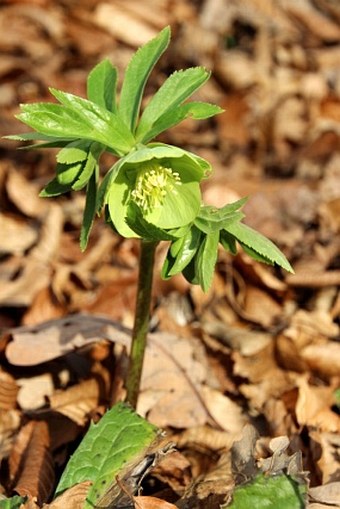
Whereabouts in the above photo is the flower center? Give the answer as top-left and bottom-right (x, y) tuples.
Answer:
(131, 162), (181, 213)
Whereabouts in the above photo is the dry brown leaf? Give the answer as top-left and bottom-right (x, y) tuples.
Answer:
(17, 373), (54, 410)
(133, 496), (178, 509)
(0, 205), (63, 306)
(6, 170), (47, 218)
(9, 420), (54, 505)
(0, 368), (18, 410)
(138, 332), (218, 428)
(0, 409), (21, 461)
(44, 481), (92, 509)
(94, 3), (159, 47)
(6, 314), (131, 366)
(151, 450), (191, 496)
(309, 482), (340, 507)
(200, 387), (246, 435)
(295, 376), (340, 433)
(310, 431), (340, 484)
(48, 378), (101, 426)
(0, 214), (38, 255)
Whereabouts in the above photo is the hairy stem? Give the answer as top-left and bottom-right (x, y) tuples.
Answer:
(125, 239), (158, 408)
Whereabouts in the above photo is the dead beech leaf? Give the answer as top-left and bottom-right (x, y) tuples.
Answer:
(44, 481), (92, 509)
(309, 482), (340, 507)
(0, 214), (38, 255)
(200, 387), (246, 435)
(6, 314), (131, 366)
(138, 332), (219, 428)
(133, 496), (178, 509)
(17, 373), (54, 410)
(9, 420), (54, 505)
(48, 378), (101, 426)
(0, 368), (18, 409)
(310, 431), (340, 484)
(0, 409), (21, 461)
(0, 205), (63, 306)
(295, 376), (340, 433)
(94, 3), (158, 46)
(6, 170), (47, 218)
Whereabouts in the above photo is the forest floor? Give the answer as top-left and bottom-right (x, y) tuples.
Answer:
(0, 1), (339, 508)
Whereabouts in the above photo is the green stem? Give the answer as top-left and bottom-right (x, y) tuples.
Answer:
(125, 239), (158, 408)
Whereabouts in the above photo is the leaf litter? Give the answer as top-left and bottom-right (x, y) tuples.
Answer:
(0, 0), (339, 507)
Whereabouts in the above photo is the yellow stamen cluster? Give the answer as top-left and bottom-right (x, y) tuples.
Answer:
(131, 162), (181, 213)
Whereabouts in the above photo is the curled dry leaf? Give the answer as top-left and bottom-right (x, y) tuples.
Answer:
(309, 482), (340, 507)
(0, 368), (19, 410)
(45, 481), (92, 509)
(0, 409), (21, 461)
(9, 420), (54, 505)
(0, 214), (38, 255)
(295, 376), (340, 433)
(133, 496), (178, 509)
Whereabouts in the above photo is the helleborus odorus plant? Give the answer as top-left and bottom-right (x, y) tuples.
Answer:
(9, 26), (293, 408)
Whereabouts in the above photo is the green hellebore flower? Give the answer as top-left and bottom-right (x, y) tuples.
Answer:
(106, 143), (211, 238)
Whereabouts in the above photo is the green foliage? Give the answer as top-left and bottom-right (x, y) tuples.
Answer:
(55, 402), (159, 509)
(11, 25), (293, 292)
(0, 496), (26, 509)
(222, 473), (307, 509)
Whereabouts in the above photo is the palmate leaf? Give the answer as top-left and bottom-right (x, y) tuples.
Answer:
(224, 221), (294, 273)
(162, 225), (202, 279)
(118, 26), (170, 132)
(136, 67), (213, 141)
(87, 59), (118, 112)
(138, 101), (224, 144)
(55, 403), (159, 509)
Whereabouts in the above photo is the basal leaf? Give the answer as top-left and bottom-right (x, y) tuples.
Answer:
(55, 402), (159, 509)
(87, 59), (118, 112)
(224, 221), (294, 273)
(195, 230), (220, 291)
(118, 26), (170, 132)
(136, 67), (211, 140)
(80, 170), (98, 251)
(0, 495), (27, 509)
(223, 473), (307, 509)
(138, 101), (223, 144)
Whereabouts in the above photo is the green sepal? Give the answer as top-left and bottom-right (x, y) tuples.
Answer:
(118, 26), (171, 132)
(126, 202), (184, 241)
(87, 59), (118, 112)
